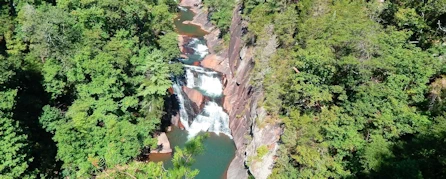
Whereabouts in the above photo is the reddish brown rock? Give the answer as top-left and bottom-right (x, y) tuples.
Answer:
(179, 1), (282, 179)
(200, 54), (229, 74)
(180, 0), (222, 54)
(168, 87), (174, 95)
(178, 35), (185, 53)
(178, 119), (185, 130)
(182, 86), (204, 108)
(181, 54), (188, 59)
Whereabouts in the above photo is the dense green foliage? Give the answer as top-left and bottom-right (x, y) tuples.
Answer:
(0, 58), (32, 178)
(3, 0), (446, 178)
(96, 135), (207, 179)
(203, 0), (235, 37)
(0, 0), (188, 177)
(241, 0), (446, 178)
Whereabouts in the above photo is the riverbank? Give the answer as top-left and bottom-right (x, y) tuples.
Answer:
(177, 1), (283, 179)
(157, 1), (237, 178)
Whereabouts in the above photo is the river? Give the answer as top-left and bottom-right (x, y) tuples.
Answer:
(151, 5), (236, 179)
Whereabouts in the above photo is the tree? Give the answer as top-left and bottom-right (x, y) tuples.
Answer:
(95, 135), (207, 179)
(241, 0), (446, 178)
(0, 90), (33, 179)
(203, 0), (236, 35)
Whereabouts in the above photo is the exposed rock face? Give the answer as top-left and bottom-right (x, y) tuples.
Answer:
(227, 4), (243, 74)
(221, 7), (282, 179)
(245, 108), (281, 179)
(179, 1), (282, 179)
(182, 86), (204, 108)
(200, 54), (229, 73)
(180, 0), (224, 55)
(150, 132), (173, 153)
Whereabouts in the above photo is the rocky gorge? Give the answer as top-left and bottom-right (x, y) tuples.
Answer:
(172, 0), (282, 178)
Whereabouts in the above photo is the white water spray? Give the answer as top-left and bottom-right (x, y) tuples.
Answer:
(187, 101), (232, 139)
(189, 38), (209, 58)
(178, 6), (187, 11)
(184, 65), (223, 97)
(172, 82), (190, 130)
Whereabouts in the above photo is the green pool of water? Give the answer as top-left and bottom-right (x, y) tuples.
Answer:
(164, 127), (236, 179)
(175, 7), (208, 37)
(156, 5), (236, 179)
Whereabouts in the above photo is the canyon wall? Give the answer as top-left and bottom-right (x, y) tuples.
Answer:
(179, 1), (281, 178)
(224, 7), (281, 178)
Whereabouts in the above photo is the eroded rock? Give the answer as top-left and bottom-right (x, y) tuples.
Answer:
(150, 132), (173, 154)
(182, 86), (204, 109)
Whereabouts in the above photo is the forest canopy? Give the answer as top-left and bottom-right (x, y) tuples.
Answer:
(0, 0), (184, 178)
(2, 0), (446, 178)
(239, 0), (446, 178)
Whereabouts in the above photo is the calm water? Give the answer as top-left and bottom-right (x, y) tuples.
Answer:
(163, 127), (236, 179)
(154, 6), (236, 179)
(175, 7), (208, 37)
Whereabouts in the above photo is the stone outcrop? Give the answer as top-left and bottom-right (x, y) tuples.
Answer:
(150, 132), (173, 153)
(217, 6), (282, 179)
(200, 54), (229, 74)
(179, 1), (282, 179)
(182, 86), (204, 108)
(180, 0), (224, 55)
(244, 108), (281, 179)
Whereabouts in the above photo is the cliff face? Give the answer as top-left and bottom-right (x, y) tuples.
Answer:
(179, 1), (281, 178)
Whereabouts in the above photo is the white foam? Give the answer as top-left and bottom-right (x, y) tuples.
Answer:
(184, 66), (222, 97)
(194, 44), (209, 58)
(184, 65), (218, 74)
(187, 102), (232, 139)
(178, 6), (187, 11)
(188, 38), (209, 58)
(172, 82), (190, 130)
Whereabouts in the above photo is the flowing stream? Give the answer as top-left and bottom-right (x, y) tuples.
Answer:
(153, 6), (236, 179)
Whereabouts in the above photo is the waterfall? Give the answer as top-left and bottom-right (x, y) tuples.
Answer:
(184, 65), (223, 97)
(189, 38), (209, 58)
(178, 38), (209, 64)
(178, 6), (187, 11)
(172, 81), (196, 130)
(172, 5), (232, 141)
(187, 101), (232, 139)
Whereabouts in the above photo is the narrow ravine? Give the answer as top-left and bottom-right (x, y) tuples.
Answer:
(153, 5), (236, 179)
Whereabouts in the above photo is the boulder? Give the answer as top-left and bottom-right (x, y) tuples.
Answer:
(200, 54), (229, 74)
(182, 86), (204, 108)
(150, 132), (172, 154)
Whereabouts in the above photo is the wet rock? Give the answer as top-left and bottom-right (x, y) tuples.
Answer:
(182, 86), (204, 110)
(179, 1), (282, 179)
(180, 0), (222, 54)
(168, 87), (174, 95)
(178, 118), (185, 130)
(178, 35), (186, 53)
(171, 113), (180, 127)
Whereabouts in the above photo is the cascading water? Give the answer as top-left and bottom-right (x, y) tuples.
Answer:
(175, 64), (229, 138)
(162, 5), (236, 179)
(188, 102), (232, 139)
(178, 6), (187, 11)
(173, 20), (230, 139)
(184, 65), (223, 98)
(172, 82), (191, 130)
(179, 37), (209, 64)
(189, 38), (209, 58)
